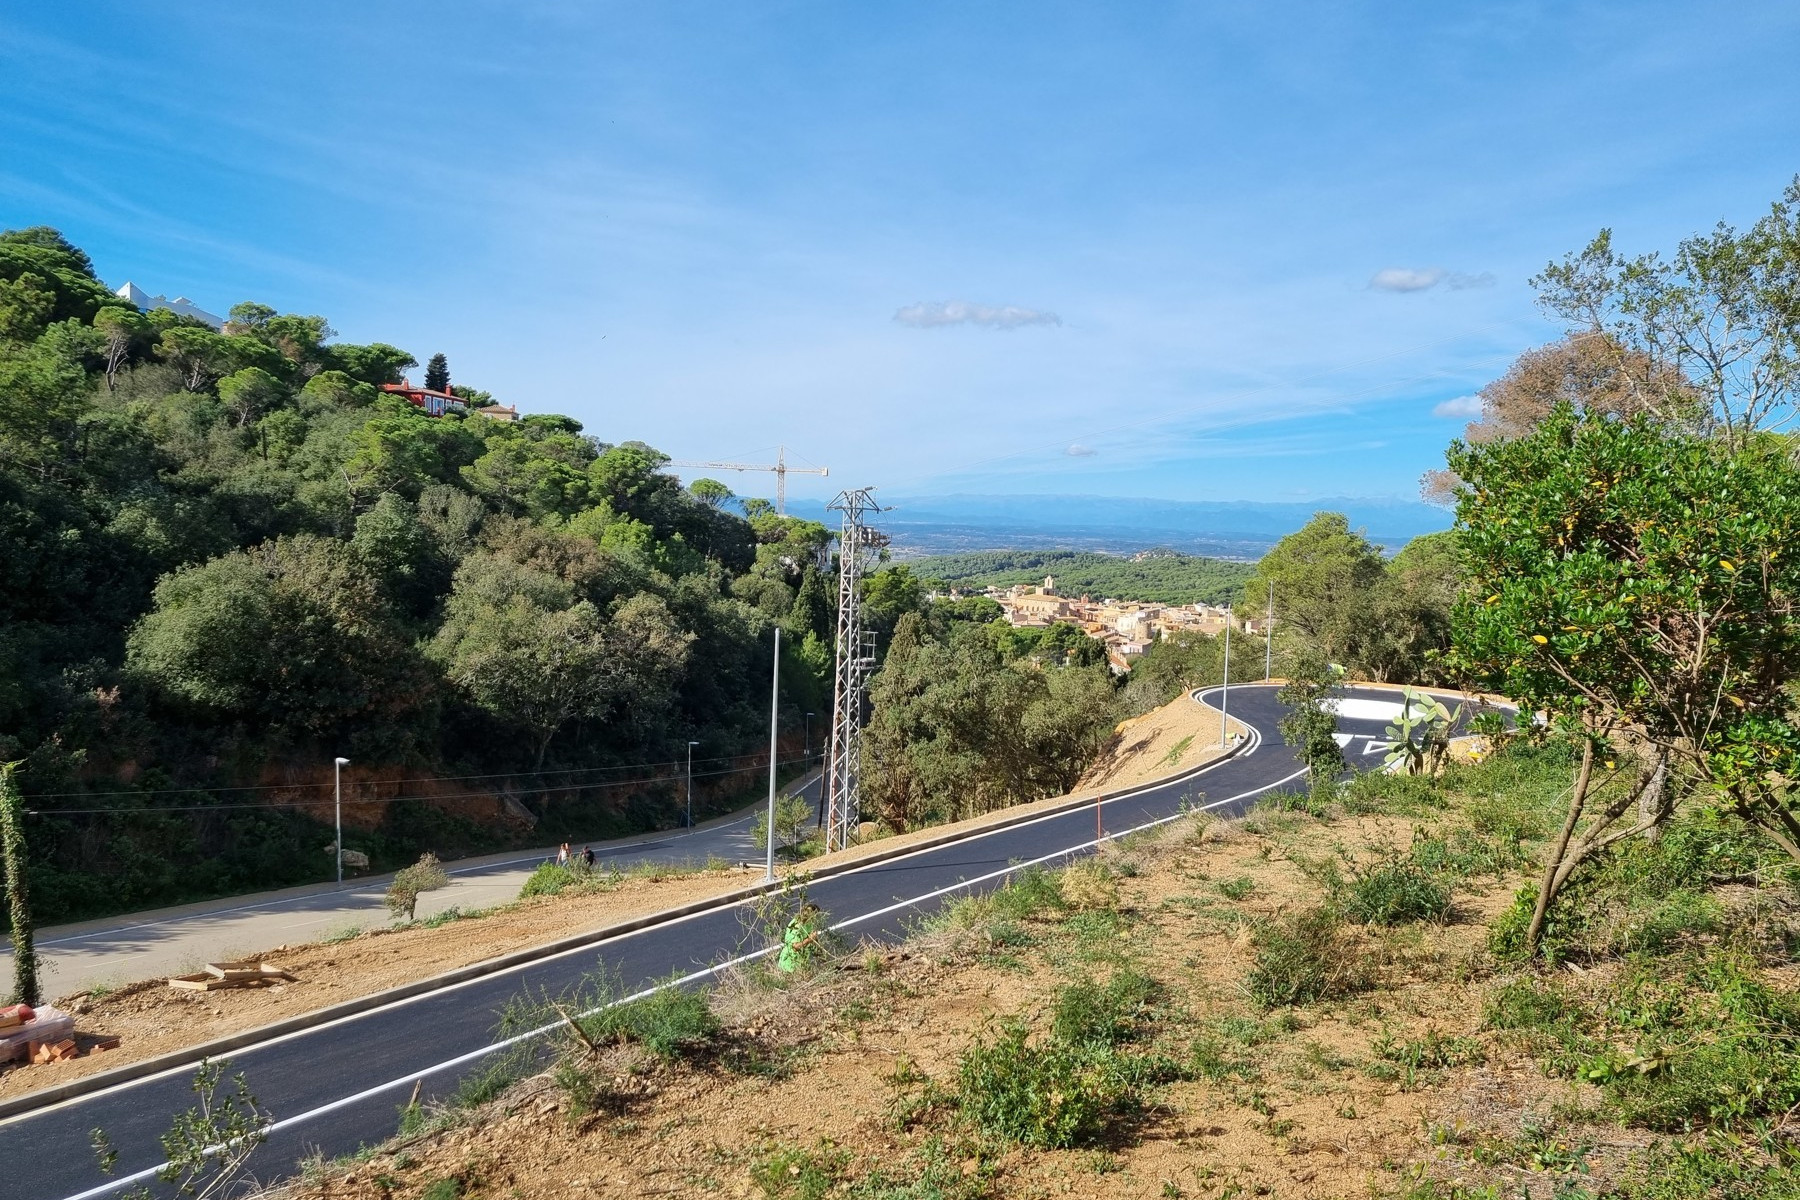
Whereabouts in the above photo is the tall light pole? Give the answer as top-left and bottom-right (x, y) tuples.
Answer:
(333, 757), (350, 887)
(1219, 619), (1231, 748)
(804, 712), (814, 760)
(1265, 579), (1274, 682)
(765, 627), (781, 883)
(685, 741), (699, 829)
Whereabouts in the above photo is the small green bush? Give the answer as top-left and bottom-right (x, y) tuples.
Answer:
(519, 862), (580, 898)
(990, 867), (1065, 921)
(1244, 908), (1364, 1008)
(1341, 857), (1452, 925)
(420, 1179), (461, 1200)
(1216, 875), (1255, 901)
(750, 1141), (850, 1200)
(582, 984), (720, 1060)
(1050, 968), (1158, 1047)
(956, 1022), (1140, 1148)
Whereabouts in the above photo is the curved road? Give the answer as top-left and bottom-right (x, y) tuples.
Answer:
(8, 684), (1451, 1200)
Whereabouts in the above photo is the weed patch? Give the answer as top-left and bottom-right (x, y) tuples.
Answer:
(955, 1021), (1156, 1148)
(1244, 908), (1366, 1007)
(1050, 968), (1158, 1047)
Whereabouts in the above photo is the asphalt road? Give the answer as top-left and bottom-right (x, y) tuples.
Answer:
(8, 683), (1450, 1200)
(2, 770), (825, 1001)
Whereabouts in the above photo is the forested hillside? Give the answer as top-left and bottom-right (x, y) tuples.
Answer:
(907, 548), (1255, 605)
(0, 227), (842, 922)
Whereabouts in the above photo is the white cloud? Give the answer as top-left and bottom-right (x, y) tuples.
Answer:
(894, 300), (1062, 329)
(1065, 443), (1096, 457)
(1369, 267), (1496, 293)
(1432, 394), (1483, 419)
(1369, 267), (1445, 292)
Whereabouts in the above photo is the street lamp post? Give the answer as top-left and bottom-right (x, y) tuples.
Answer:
(804, 712), (814, 760)
(333, 757), (350, 887)
(1220, 619), (1231, 748)
(685, 741), (699, 828)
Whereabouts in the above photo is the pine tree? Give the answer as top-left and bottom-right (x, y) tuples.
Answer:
(424, 352), (449, 393)
(1, 762), (39, 1006)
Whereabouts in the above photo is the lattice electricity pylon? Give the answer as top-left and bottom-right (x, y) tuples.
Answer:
(822, 487), (887, 851)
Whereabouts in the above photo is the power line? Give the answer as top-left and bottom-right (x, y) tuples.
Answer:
(18, 747), (794, 801)
(25, 754), (821, 817)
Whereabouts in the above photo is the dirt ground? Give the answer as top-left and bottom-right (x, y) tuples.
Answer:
(253, 807), (1585, 1200)
(1, 692), (1242, 1104)
(1076, 694), (1249, 794)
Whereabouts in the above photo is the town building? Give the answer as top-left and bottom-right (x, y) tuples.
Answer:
(113, 281), (223, 329)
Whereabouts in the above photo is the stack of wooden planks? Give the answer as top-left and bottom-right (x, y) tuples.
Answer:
(167, 961), (297, 991)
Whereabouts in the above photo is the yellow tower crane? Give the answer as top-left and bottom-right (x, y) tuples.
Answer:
(668, 445), (828, 516)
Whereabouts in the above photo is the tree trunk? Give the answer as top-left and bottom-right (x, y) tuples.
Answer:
(1, 763), (40, 1006)
(1525, 738), (1595, 957)
(1639, 755), (1667, 842)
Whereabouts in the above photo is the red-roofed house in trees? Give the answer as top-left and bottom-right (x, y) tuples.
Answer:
(379, 380), (466, 417)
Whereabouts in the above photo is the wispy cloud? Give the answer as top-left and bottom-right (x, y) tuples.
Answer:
(894, 301), (1062, 329)
(1065, 443), (1096, 457)
(1432, 394), (1483, 418)
(1369, 267), (1496, 293)
(1370, 267), (1445, 292)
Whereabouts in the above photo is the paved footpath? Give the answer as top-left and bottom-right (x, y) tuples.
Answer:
(1, 772), (821, 1000)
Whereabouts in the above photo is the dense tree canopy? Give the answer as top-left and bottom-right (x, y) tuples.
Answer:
(0, 226), (844, 921)
(861, 613), (1119, 833)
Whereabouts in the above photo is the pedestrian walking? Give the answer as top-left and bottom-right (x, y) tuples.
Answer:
(556, 842), (570, 867)
(582, 845), (595, 869)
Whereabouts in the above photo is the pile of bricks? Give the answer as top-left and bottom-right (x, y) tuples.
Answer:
(29, 1038), (79, 1064)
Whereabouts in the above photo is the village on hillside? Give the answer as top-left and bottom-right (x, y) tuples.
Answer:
(958, 574), (1267, 672)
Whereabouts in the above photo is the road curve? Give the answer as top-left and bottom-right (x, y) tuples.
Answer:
(9, 683), (1441, 1200)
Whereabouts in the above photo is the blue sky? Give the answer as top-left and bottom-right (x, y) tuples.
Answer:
(3, 2), (1796, 508)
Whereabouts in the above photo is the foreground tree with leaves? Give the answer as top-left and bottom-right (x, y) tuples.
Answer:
(1446, 405), (1800, 953)
(91, 1059), (269, 1200)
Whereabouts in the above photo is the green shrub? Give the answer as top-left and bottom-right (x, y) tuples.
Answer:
(1244, 908), (1364, 1008)
(1189, 1036), (1261, 1083)
(956, 1022), (1142, 1148)
(1341, 857), (1452, 925)
(1487, 955), (1800, 1135)
(1216, 875), (1255, 900)
(750, 1141), (850, 1200)
(989, 867), (1065, 921)
(420, 1179), (461, 1200)
(1050, 968), (1158, 1047)
(582, 984), (720, 1060)
(1597, 955), (1800, 1132)
(519, 862), (580, 898)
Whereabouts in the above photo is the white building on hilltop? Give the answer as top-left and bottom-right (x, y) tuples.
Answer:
(113, 282), (224, 330)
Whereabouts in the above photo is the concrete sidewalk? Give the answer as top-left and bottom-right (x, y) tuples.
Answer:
(1, 770), (821, 1000)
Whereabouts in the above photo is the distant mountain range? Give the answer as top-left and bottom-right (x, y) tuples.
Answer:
(784, 493), (1451, 559)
